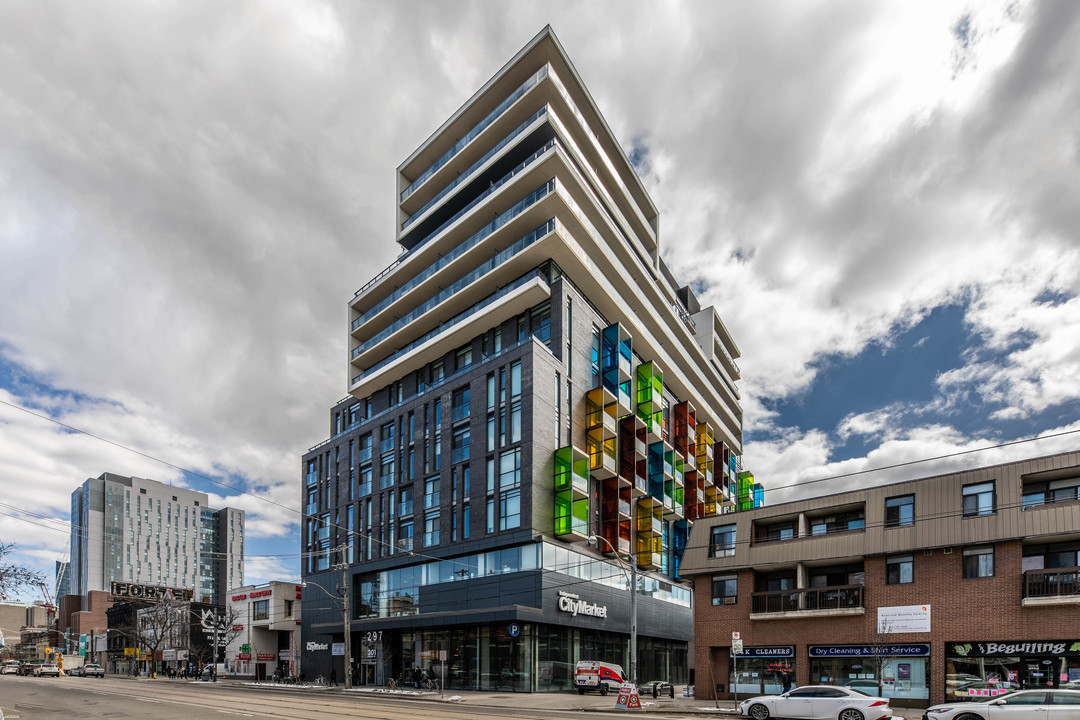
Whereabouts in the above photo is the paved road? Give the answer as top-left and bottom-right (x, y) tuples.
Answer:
(0, 674), (678, 719)
(0, 675), (926, 719)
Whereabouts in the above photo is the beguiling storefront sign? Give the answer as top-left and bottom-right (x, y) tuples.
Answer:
(949, 641), (1080, 657)
(557, 591), (608, 618)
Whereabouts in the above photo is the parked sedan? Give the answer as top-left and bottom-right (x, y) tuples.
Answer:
(740, 686), (892, 720)
(34, 663), (61, 677)
(1, 662), (19, 675)
(640, 680), (676, 698)
(924, 689), (1080, 719)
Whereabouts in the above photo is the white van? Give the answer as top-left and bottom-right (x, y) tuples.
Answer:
(574, 660), (625, 695)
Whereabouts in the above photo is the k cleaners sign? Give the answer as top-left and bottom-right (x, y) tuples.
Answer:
(557, 591), (607, 619)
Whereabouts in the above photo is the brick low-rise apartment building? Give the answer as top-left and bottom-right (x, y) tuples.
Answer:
(680, 450), (1080, 708)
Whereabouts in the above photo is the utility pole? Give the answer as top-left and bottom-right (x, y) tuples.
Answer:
(212, 608), (219, 683)
(334, 543), (353, 690)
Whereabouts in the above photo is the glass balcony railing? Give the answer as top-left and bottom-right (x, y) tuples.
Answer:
(618, 500), (631, 517)
(305, 503), (318, 517)
(357, 446), (372, 464)
(305, 471), (318, 486)
(317, 527), (330, 541)
(355, 173), (555, 325)
(423, 492), (441, 510)
(379, 474), (394, 490)
(398, 501), (413, 516)
(399, 65), (548, 203)
(403, 108), (550, 231)
(353, 214), (555, 358)
(451, 447), (469, 464)
(357, 482), (372, 498)
(451, 404), (470, 424)
(397, 537), (414, 552)
(352, 267), (551, 384)
(423, 531), (440, 547)
(379, 437), (395, 454)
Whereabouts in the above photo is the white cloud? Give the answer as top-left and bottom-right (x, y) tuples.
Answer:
(0, 1), (1078, 584)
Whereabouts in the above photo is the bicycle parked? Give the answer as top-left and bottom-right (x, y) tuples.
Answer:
(422, 677), (440, 691)
(386, 675), (401, 690)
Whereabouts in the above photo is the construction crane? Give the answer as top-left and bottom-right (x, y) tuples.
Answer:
(37, 581), (56, 615)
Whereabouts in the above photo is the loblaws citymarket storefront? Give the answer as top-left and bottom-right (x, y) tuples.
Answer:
(946, 640), (1080, 701)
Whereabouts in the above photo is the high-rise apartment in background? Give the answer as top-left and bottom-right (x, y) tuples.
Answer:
(68, 472), (244, 605)
(301, 26), (759, 690)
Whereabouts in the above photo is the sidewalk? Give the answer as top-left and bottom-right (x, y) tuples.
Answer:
(199, 678), (927, 718)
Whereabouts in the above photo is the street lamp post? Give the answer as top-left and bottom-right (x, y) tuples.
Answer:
(588, 535), (637, 687)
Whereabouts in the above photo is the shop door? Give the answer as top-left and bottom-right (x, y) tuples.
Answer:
(1022, 659), (1056, 690)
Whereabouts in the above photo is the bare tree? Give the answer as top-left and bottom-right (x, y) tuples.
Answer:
(0, 541), (46, 600)
(863, 616), (899, 697)
(187, 604), (244, 671)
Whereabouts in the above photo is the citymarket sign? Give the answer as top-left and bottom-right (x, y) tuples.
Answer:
(949, 641), (1080, 658)
(810, 644), (930, 658)
(306, 642), (329, 651)
(557, 591), (607, 618)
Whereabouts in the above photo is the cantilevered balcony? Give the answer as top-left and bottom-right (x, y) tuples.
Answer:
(1022, 567), (1080, 606)
(750, 585), (865, 619)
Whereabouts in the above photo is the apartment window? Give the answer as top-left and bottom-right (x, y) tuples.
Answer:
(486, 413), (496, 452)
(452, 426), (470, 464)
(1023, 477), (1080, 509)
(499, 488), (521, 531)
(416, 368), (426, 393)
(764, 521), (796, 542)
(711, 574), (737, 605)
(494, 327), (501, 353)
(424, 477), (440, 510)
(423, 513), (440, 547)
(886, 555), (914, 585)
(252, 599), (269, 621)
(885, 495), (915, 527)
(509, 400), (521, 444)
(962, 481), (996, 517)
(499, 448), (521, 489)
(510, 361), (521, 397)
(456, 344), (472, 371)
(452, 386), (470, 418)
(591, 327), (601, 389)
(463, 503), (470, 538)
(486, 498), (495, 534)
(710, 524), (736, 557)
(963, 545), (995, 578)
(431, 360), (445, 384)
(809, 510), (865, 536)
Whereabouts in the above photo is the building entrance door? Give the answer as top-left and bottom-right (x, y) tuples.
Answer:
(1021, 658), (1055, 690)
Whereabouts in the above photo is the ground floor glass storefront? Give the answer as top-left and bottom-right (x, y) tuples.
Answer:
(358, 622), (685, 692)
(946, 640), (1080, 701)
(809, 645), (930, 701)
(731, 647), (796, 695)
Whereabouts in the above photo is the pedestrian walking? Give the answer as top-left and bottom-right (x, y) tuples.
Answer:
(330, 668), (338, 686)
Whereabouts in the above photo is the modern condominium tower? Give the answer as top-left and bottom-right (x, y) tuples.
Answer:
(69, 472), (245, 606)
(300, 27), (752, 691)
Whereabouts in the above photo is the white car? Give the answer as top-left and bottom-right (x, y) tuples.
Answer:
(924, 688), (1080, 719)
(739, 685), (892, 720)
(1, 663), (19, 675)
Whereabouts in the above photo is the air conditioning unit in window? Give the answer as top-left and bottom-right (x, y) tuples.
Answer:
(724, 597), (736, 605)
(924, 549), (933, 557)
(943, 547), (953, 554)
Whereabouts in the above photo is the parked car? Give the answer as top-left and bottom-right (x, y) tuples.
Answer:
(739, 686), (892, 720)
(640, 680), (676, 698)
(79, 663), (105, 677)
(924, 688), (1080, 719)
(19, 660), (43, 676)
(1, 661), (19, 675)
(34, 663), (61, 677)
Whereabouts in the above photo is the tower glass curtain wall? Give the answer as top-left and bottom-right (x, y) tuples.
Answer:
(300, 26), (748, 691)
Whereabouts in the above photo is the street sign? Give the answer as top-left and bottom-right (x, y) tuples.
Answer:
(733, 639), (744, 654)
(508, 623), (520, 637)
(240, 644), (251, 653)
(732, 632), (740, 640)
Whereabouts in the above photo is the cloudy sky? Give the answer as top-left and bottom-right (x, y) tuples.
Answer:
(2, 1), (1078, 598)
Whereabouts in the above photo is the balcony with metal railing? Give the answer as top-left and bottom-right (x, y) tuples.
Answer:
(451, 404), (470, 424)
(1022, 566), (1080, 605)
(398, 500), (414, 517)
(750, 585), (865, 617)
(423, 492), (441, 510)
